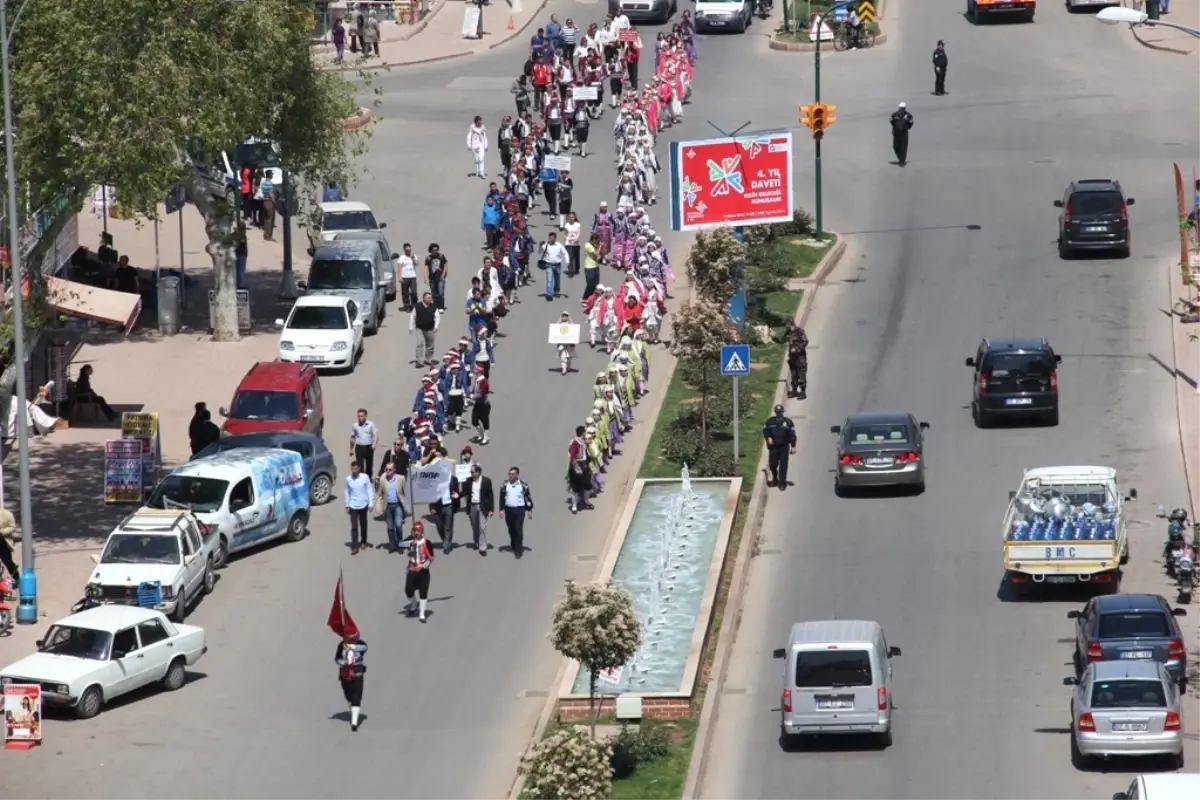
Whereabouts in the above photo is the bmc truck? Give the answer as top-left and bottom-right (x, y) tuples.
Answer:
(967, 0), (1036, 23)
(1002, 466), (1137, 593)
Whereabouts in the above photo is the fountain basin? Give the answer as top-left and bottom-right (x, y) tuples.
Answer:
(556, 476), (741, 720)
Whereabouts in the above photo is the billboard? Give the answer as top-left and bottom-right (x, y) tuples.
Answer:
(669, 131), (795, 232)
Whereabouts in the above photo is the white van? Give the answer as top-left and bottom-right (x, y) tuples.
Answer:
(772, 619), (901, 747)
(145, 448), (310, 568)
(694, 0), (752, 33)
(1113, 774), (1200, 800)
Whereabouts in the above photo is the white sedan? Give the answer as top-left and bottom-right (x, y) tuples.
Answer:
(0, 606), (207, 719)
(318, 200), (386, 242)
(276, 295), (364, 372)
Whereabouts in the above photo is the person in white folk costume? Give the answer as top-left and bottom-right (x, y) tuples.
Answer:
(466, 116), (489, 178)
(589, 285), (620, 351)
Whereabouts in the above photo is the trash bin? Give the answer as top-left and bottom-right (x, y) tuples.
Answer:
(157, 275), (181, 335)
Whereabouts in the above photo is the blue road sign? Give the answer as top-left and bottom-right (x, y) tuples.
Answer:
(720, 344), (751, 376)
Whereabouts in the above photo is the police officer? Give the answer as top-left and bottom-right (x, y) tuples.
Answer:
(889, 102), (914, 167)
(762, 404), (797, 491)
(786, 321), (809, 399)
(932, 41), (948, 96)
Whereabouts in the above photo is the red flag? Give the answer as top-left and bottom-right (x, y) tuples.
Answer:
(327, 569), (359, 638)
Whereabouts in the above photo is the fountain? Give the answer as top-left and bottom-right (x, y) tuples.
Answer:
(560, 467), (741, 719)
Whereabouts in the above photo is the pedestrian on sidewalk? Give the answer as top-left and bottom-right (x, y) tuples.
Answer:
(464, 462), (494, 555)
(500, 467), (533, 559)
(335, 632), (368, 731)
(262, 187), (277, 242)
(374, 461), (407, 552)
(345, 461), (373, 554)
(234, 222), (248, 290)
(0, 505), (19, 581)
(332, 16), (346, 64)
(403, 521), (435, 622)
(410, 292), (441, 367)
(350, 408), (379, 476)
(425, 243), (449, 310)
(467, 116), (489, 179)
(363, 10), (380, 57)
(349, 7), (361, 53)
(398, 243), (419, 311)
(188, 404), (221, 456)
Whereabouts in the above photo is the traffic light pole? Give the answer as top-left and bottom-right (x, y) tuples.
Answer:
(812, 0), (852, 239)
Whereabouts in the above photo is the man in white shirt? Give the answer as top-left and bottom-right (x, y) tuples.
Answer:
(344, 462), (374, 554)
(397, 242), (419, 311)
(541, 231), (569, 302)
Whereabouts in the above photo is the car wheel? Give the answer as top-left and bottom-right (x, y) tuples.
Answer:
(975, 407), (991, 429)
(316, 421), (324, 439)
(877, 727), (893, 748)
(213, 534), (230, 569)
(1072, 648), (1082, 676)
(170, 590), (188, 623)
(834, 480), (849, 498)
(161, 657), (187, 692)
(310, 473), (334, 505)
(1069, 732), (1091, 770)
(76, 686), (103, 719)
(386, 290), (397, 302)
(202, 558), (215, 595)
(1171, 750), (1185, 770)
(1057, 238), (1070, 260)
(286, 511), (307, 543)
(1045, 409), (1059, 427)
(914, 481), (926, 495)
(966, 0), (976, 22)
(1117, 245), (1131, 259)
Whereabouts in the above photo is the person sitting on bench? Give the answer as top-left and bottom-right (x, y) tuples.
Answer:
(73, 365), (116, 421)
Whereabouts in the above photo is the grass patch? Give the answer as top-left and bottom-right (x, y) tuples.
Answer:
(610, 717), (699, 800)
(773, 237), (826, 280)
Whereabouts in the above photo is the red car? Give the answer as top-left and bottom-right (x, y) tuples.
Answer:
(219, 362), (325, 439)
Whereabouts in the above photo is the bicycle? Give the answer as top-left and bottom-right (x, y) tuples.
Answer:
(832, 23), (876, 51)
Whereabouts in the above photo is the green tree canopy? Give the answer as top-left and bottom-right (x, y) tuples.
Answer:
(10, 0), (370, 339)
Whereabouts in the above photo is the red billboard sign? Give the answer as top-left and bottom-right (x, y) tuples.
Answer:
(670, 132), (795, 232)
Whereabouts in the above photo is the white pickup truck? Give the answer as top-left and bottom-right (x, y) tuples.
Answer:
(1002, 465), (1137, 593)
(87, 509), (217, 622)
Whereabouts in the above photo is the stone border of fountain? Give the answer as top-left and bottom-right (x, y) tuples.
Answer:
(555, 476), (742, 720)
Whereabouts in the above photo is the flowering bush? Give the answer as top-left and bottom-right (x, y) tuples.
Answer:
(520, 728), (614, 800)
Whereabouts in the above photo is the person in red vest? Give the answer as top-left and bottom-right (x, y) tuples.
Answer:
(531, 56), (552, 116)
(239, 166), (253, 220)
(623, 42), (641, 92)
(404, 521), (435, 623)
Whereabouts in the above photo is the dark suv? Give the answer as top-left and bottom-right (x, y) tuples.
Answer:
(1055, 179), (1135, 259)
(966, 338), (1061, 428)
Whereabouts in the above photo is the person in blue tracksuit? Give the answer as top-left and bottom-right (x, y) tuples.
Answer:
(538, 165), (559, 219)
(481, 195), (502, 251)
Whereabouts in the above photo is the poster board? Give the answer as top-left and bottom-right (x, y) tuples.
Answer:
(407, 460), (455, 505)
(207, 289), (252, 334)
(461, 5), (482, 39)
(104, 439), (144, 503)
(454, 462), (473, 483)
(543, 155), (572, 172)
(571, 86), (598, 101)
(548, 323), (581, 345)
(120, 411), (162, 488)
(618, 28), (638, 43)
(3, 684), (42, 749)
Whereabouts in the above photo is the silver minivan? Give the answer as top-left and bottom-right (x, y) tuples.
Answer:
(772, 619), (901, 748)
(300, 240), (386, 334)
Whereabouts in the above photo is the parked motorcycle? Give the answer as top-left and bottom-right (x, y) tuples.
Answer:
(1177, 549), (1195, 604)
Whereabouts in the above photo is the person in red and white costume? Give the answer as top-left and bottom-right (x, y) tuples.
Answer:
(404, 521), (435, 623)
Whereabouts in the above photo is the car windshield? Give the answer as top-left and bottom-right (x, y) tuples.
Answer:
(1098, 612), (1171, 639)
(984, 353), (1054, 378)
(1070, 192), (1122, 216)
(100, 534), (181, 565)
(794, 650), (873, 688)
(147, 476), (230, 514)
(40, 625), (112, 660)
(229, 389), (300, 421)
(846, 423), (909, 446)
(1090, 679), (1167, 709)
(322, 211), (378, 232)
(308, 259), (374, 290)
(288, 305), (349, 330)
(232, 141), (280, 169)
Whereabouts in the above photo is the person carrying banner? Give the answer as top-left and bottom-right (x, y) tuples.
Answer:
(328, 572), (366, 731)
(404, 521), (436, 622)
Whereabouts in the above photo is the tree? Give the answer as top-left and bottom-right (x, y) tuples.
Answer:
(10, 0), (375, 341)
(685, 227), (744, 306)
(670, 299), (737, 441)
(548, 580), (642, 738)
(520, 728), (613, 800)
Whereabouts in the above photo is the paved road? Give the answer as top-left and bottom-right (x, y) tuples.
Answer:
(698, 3), (1200, 799)
(1, 5), (774, 799)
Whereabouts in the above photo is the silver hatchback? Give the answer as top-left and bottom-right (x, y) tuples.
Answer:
(832, 412), (929, 495)
(1065, 660), (1184, 770)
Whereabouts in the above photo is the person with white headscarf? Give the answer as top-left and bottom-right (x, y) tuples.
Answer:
(588, 285), (620, 351)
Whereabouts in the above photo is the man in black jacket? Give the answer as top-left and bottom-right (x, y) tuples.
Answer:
(378, 434), (410, 477)
(463, 463), (496, 555)
(932, 41), (948, 96)
(889, 103), (914, 167)
(762, 404), (797, 491)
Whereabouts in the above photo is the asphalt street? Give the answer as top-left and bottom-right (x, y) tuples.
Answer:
(0, 4), (782, 798)
(698, 2), (1200, 799)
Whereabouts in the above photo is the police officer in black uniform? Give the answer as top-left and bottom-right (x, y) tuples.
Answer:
(889, 103), (914, 167)
(762, 404), (797, 491)
(786, 321), (809, 399)
(932, 41), (948, 96)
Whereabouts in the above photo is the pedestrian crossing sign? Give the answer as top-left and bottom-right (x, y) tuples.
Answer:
(720, 344), (751, 376)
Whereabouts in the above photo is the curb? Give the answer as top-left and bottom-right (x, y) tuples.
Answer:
(319, 0), (448, 72)
(681, 233), (846, 800)
(490, 0), (551, 49)
(768, 31), (887, 51)
(1130, 24), (1195, 56)
(1165, 255), (1200, 524)
(341, 107), (374, 133)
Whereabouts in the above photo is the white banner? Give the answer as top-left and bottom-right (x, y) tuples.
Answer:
(543, 154), (572, 172)
(408, 459), (455, 504)
(571, 86), (598, 101)
(549, 322), (581, 345)
(461, 6), (482, 39)
(454, 462), (473, 483)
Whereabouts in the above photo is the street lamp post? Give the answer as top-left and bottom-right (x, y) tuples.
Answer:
(1095, 5), (1200, 38)
(811, 0), (855, 238)
(0, 0), (38, 623)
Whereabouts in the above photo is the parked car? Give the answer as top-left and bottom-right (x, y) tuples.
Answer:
(317, 201), (385, 243)
(1069, 594), (1188, 686)
(831, 412), (929, 495)
(192, 431), (337, 505)
(220, 361), (325, 438)
(1065, 660), (1184, 770)
(276, 295), (364, 373)
(610, 0), (677, 25)
(1112, 773), (1200, 800)
(693, 0), (751, 31)
(966, 337), (1061, 428)
(1055, 178), (1134, 259)
(87, 509), (217, 622)
(0, 606), (207, 719)
(334, 231), (399, 303)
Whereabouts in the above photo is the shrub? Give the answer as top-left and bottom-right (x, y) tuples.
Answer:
(608, 724), (673, 780)
(769, 209), (814, 238)
(693, 446), (738, 477)
(661, 421), (705, 466)
(521, 728), (614, 800)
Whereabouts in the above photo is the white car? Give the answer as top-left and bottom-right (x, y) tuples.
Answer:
(0, 606), (207, 719)
(276, 294), (363, 372)
(318, 201), (386, 243)
(87, 509), (217, 623)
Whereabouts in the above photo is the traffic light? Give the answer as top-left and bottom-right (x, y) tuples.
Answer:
(799, 104), (814, 129)
(810, 104), (827, 135)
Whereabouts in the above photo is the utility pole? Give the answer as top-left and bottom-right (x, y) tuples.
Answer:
(279, 168), (298, 299)
(798, 102), (836, 238)
(808, 0), (853, 238)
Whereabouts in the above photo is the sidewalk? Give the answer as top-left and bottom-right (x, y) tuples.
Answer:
(1124, 0), (1200, 58)
(316, 0), (549, 69)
